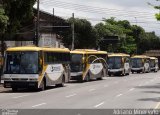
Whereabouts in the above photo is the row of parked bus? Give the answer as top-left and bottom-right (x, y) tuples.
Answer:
(108, 54), (159, 76)
(1, 46), (159, 91)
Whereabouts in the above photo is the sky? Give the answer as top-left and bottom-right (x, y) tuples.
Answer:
(37, 0), (160, 36)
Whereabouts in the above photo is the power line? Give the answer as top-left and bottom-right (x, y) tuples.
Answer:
(38, 0), (160, 32)
(41, 0), (155, 19)
(42, 5), (155, 20)
(41, 0), (154, 15)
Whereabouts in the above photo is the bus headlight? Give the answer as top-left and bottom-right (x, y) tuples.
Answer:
(4, 78), (11, 81)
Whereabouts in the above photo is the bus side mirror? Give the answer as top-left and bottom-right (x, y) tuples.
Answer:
(39, 58), (43, 72)
(122, 58), (124, 63)
(82, 57), (85, 63)
(40, 58), (42, 65)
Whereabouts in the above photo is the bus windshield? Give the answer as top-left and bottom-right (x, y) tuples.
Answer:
(70, 54), (83, 72)
(108, 57), (122, 69)
(71, 54), (83, 64)
(5, 51), (38, 74)
(150, 59), (155, 68)
(131, 58), (143, 68)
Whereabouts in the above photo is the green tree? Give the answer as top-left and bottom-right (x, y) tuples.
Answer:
(0, 6), (8, 34)
(148, 0), (160, 20)
(95, 18), (137, 54)
(2, 0), (36, 34)
(61, 18), (98, 49)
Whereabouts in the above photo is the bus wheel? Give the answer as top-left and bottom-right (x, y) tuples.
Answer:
(12, 87), (18, 92)
(97, 72), (103, 80)
(78, 76), (84, 83)
(86, 74), (90, 82)
(41, 79), (46, 91)
(56, 76), (65, 87)
(121, 70), (125, 76)
(142, 68), (145, 73)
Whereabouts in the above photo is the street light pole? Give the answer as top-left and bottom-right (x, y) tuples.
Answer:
(135, 17), (138, 54)
(71, 13), (75, 50)
(35, 0), (40, 46)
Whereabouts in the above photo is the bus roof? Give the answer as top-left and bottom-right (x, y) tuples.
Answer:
(131, 55), (150, 59)
(70, 49), (107, 55)
(108, 53), (130, 57)
(149, 57), (158, 60)
(6, 46), (70, 53)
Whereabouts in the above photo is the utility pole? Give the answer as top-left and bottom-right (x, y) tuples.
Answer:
(71, 13), (75, 50)
(35, 0), (40, 46)
(135, 17), (138, 54)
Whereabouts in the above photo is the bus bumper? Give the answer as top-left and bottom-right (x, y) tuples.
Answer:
(131, 68), (143, 72)
(70, 72), (83, 80)
(108, 69), (123, 75)
(4, 81), (38, 88)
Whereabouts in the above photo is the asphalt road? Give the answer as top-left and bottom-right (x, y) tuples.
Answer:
(1, 72), (160, 109)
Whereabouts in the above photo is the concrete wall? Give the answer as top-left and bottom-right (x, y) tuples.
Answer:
(4, 33), (64, 48)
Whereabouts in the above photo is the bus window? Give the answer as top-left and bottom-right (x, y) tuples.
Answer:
(108, 57), (122, 69)
(5, 52), (38, 74)
(71, 54), (83, 64)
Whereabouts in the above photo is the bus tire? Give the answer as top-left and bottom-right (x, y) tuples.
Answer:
(108, 73), (111, 77)
(97, 72), (103, 80)
(12, 87), (18, 92)
(131, 71), (134, 74)
(85, 73), (90, 82)
(121, 70), (125, 76)
(41, 78), (46, 91)
(79, 77), (84, 83)
(56, 76), (65, 87)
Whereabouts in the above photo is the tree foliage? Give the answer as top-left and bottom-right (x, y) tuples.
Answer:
(61, 18), (98, 49)
(95, 18), (160, 54)
(2, 0), (36, 34)
(0, 5), (8, 34)
(61, 17), (160, 54)
(148, 0), (160, 21)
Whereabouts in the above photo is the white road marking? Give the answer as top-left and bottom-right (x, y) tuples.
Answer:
(116, 94), (123, 97)
(94, 102), (104, 108)
(150, 79), (154, 82)
(138, 84), (142, 86)
(65, 93), (77, 98)
(104, 85), (108, 87)
(155, 102), (160, 109)
(129, 88), (135, 91)
(145, 82), (149, 84)
(89, 89), (96, 92)
(32, 103), (46, 108)
(13, 94), (30, 99)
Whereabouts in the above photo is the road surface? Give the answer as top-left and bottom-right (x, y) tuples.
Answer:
(0, 72), (160, 109)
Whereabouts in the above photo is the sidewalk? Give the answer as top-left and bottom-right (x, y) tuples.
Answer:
(0, 80), (6, 92)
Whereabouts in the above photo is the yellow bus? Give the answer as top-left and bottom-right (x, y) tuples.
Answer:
(108, 53), (131, 76)
(131, 55), (150, 73)
(150, 57), (159, 72)
(70, 49), (108, 82)
(3, 46), (70, 91)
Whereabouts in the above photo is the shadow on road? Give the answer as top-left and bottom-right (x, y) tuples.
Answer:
(136, 84), (160, 89)
(142, 91), (160, 94)
(138, 97), (160, 102)
(0, 85), (67, 93)
(68, 78), (106, 84)
(137, 83), (160, 102)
